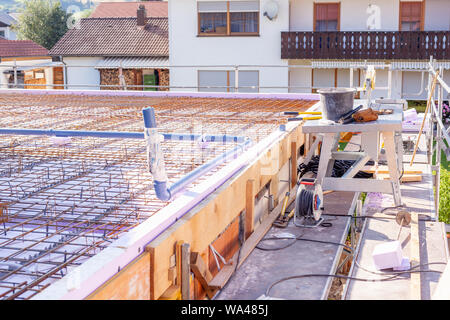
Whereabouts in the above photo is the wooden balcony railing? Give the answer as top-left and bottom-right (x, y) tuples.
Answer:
(281, 31), (450, 60)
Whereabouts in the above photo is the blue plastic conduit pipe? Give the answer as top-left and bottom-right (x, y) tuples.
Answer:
(0, 129), (246, 143)
(0, 110), (251, 201)
(143, 107), (171, 201)
(142, 107), (252, 201)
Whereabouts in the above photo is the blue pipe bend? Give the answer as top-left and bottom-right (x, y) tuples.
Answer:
(154, 180), (172, 201)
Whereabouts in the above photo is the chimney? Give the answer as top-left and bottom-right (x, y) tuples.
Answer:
(137, 4), (147, 27)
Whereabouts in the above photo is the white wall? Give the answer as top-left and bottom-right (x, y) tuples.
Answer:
(288, 66), (311, 93)
(290, 0), (399, 31)
(169, 0), (289, 92)
(290, 0), (449, 32)
(425, 0), (450, 31)
(63, 57), (102, 90)
(0, 27), (17, 40)
(289, 66), (404, 99)
(0, 72), (8, 89)
(402, 71), (427, 100)
(402, 70), (450, 101)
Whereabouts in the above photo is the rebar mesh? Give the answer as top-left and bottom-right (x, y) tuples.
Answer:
(0, 92), (315, 299)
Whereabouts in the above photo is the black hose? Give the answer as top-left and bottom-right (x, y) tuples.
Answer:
(264, 236), (446, 297)
(297, 188), (314, 218)
(298, 156), (373, 179)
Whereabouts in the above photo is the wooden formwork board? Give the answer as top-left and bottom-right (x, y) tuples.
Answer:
(86, 252), (151, 300)
(145, 126), (305, 300)
(81, 125), (305, 300)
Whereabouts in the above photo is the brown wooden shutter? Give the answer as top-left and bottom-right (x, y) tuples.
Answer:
(399, 1), (423, 31)
(314, 3), (340, 31)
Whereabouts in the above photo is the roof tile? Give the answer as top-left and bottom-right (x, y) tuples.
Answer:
(49, 17), (168, 57)
(0, 39), (49, 58)
(90, 1), (168, 18)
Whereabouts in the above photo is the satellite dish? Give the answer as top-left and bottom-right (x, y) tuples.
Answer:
(263, 1), (279, 20)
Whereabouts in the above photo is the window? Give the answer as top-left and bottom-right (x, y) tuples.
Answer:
(198, 2), (227, 34)
(198, 70), (259, 92)
(234, 70), (259, 92)
(0, 30), (5, 38)
(198, 71), (228, 92)
(314, 3), (340, 31)
(198, 1), (259, 36)
(399, 1), (423, 31)
(311, 68), (360, 95)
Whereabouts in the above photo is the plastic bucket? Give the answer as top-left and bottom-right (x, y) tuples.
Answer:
(318, 88), (356, 122)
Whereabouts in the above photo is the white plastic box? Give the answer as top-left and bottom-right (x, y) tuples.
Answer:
(372, 241), (403, 270)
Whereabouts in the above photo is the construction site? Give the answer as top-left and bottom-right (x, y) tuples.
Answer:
(0, 60), (449, 301)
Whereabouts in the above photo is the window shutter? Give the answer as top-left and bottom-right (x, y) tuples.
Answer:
(229, 1), (259, 12)
(198, 2), (227, 12)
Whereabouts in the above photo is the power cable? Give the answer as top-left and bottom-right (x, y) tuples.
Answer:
(321, 213), (434, 222)
(263, 236), (446, 297)
(298, 156), (373, 179)
(265, 268), (443, 297)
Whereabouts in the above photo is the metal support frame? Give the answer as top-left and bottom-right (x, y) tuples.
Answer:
(303, 101), (404, 206)
(316, 131), (401, 206)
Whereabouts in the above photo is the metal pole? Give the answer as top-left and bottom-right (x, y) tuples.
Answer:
(119, 60), (126, 91)
(350, 67), (354, 88)
(436, 66), (444, 218)
(13, 59), (17, 88)
(427, 57), (434, 164)
(234, 66), (239, 92)
(62, 58), (67, 90)
(387, 67), (392, 98)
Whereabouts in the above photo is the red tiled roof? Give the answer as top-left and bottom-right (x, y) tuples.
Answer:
(0, 39), (49, 58)
(90, 1), (167, 18)
(49, 17), (168, 57)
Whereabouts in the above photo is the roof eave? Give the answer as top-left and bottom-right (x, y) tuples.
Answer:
(1, 55), (51, 59)
(53, 54), (169, 58)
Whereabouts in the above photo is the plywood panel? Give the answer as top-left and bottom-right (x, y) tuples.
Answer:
(87, 252), (150, 300)
(147, 126), (304, 299)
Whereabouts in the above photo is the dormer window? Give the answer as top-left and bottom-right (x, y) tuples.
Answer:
(198, 1), (259, 36)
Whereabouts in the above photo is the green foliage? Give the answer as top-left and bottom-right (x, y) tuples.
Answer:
(407, 100), (427, 113)
(73, 8), (92, 20)
(14, 0), (69, 50)
(439, 167), (450, 224)
(359, 192), (367, 204)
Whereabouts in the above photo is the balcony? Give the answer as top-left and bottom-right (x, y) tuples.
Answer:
(281, 31), (450, 60)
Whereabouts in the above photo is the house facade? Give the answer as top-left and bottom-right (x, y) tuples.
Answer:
(0, 39), (62, 89)
(169, 0), (289, 92)
(0, 12), (17, 40)
(169, 0), (450, 98)
(50, 3), (168, 91)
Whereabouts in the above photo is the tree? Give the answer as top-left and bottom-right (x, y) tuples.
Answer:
(14, 0), (69, 50)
